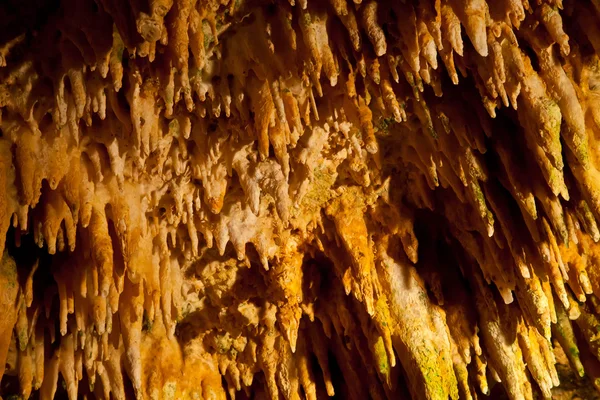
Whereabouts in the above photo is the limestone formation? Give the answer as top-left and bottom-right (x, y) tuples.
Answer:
(1, 0), (600, 398)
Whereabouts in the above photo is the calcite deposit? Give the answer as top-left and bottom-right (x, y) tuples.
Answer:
(2, 0), (600, 398)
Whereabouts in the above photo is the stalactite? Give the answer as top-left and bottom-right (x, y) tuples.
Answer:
(2, 0), (600, 399)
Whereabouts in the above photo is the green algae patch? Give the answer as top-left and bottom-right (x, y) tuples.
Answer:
(373, 336), (390, 379)
(291, 165), (338, 226)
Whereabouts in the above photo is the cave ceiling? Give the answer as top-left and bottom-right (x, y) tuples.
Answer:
(2, 0), (600, 399)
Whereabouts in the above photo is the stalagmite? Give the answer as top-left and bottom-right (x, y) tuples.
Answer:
(3, 0), (600, 398)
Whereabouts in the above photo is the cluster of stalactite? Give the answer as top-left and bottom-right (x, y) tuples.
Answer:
(3, 0), (600, 399)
